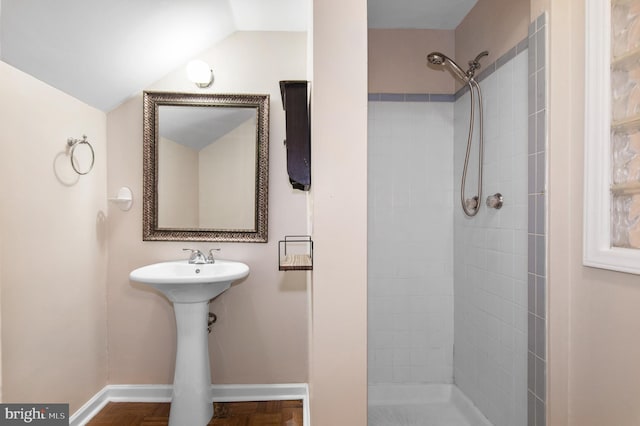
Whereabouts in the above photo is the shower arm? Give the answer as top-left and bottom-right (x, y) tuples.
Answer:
(466, 51), (489, 79)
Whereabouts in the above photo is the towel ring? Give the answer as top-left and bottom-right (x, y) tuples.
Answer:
(67, 135), (95, 175)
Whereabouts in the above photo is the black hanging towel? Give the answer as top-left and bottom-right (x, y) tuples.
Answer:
(280, 80), (310, 191)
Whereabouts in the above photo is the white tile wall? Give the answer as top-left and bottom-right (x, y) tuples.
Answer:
(453, 50), (529, 426)
(368, 101), (455, 385)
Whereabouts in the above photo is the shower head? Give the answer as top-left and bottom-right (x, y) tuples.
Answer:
(427, 51), (469, 83)
(426, 52), (445, 65)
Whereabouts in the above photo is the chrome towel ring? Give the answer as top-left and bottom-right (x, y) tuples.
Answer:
(67, 135), (95, 175)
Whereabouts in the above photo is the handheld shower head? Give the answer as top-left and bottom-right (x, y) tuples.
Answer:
(427, 51), (469, 82)
(427, 52), (445, 65)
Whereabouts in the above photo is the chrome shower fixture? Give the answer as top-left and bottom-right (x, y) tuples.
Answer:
(426, 50), (489, 82)
(427, 52), (469, 82)
(467, 51), (489, 79)
(426, 50), (489, 217)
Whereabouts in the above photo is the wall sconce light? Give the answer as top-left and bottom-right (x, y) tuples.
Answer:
(186, 60), (214, 88)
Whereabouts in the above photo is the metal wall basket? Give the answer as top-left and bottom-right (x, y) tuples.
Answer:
(278, 235), (313, 271)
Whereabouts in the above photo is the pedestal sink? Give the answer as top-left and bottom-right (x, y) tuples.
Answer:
(130, 259), (249, 426)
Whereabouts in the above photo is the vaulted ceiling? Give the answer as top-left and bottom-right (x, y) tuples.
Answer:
(0, 0), (476, 112)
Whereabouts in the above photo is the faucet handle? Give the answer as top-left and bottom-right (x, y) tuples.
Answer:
(207, 248), (221, 263)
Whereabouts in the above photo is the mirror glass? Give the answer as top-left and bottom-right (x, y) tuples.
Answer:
(143, 91), (269, 242)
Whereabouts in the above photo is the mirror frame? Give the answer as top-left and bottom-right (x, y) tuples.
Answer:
(142, 91), (270, 242)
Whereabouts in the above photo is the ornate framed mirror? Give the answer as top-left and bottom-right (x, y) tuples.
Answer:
(142, 91), (269, 242)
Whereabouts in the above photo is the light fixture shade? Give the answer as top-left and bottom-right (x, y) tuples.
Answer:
(186, 60), (213, 88)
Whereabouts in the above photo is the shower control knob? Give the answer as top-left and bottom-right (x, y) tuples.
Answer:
(486, 193), (503, 209)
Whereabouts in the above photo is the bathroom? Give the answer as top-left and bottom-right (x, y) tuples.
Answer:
(2, 1), (640, 426)
(0, 1), (311, 422)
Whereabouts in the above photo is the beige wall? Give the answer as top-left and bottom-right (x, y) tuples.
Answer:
(547, 1), (640, 425)
(531, 0), (550, 24)
(199, 119), (256, 229)
(309, 0), (368, 424)
(106, 31), (309, 385)
(0, 61), (108, 412)
(158, 137), (199, 228)
(456, 0), (530, 78)
(546, 2), (570, 424)
(368, 29), (455, 94)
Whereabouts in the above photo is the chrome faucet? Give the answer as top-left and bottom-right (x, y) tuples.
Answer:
(183, 248), (220, 264)
(183, 248), (208, 264)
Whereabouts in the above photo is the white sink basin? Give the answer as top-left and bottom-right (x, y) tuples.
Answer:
(129, 259), (249, 302)
(129, 258), (249, 426)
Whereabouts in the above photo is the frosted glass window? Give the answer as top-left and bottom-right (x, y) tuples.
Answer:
(610, 0), (640, 248)
(584, 0), (640, 274)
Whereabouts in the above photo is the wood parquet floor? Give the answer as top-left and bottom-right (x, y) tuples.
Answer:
(86, 400), (303, 426)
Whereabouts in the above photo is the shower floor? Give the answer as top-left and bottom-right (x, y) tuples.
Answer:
(368, 384), (493, 426)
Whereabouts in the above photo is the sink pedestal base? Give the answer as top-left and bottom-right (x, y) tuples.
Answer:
(129, 259), (248, 425)
(169, 301), (213, 426)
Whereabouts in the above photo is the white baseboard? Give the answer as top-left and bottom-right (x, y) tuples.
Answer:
(70, 383), (310, 426)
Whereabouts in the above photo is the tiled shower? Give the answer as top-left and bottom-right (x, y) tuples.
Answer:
(368, 14), (547, 426)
